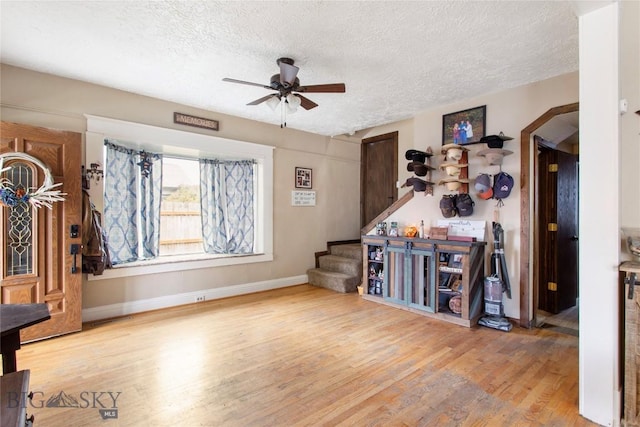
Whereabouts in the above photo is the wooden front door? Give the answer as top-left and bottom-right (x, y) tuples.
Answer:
(361, 132), (398, 228)
(1, 121), (82, 342)
(538, 146), (579, 314)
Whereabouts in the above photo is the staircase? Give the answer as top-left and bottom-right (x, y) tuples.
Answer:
(307, 243), (362, 293)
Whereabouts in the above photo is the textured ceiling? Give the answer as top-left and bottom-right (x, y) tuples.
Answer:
(0, 1), (579, 137)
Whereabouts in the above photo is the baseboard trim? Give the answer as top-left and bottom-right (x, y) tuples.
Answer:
(82, 275), (308, 322)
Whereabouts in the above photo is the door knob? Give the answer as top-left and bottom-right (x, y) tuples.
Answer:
(570, 235), (579, 241)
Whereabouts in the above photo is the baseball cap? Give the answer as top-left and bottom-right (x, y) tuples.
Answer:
(474, 174), (493, 200)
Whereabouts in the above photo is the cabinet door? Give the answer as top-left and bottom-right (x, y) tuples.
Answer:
(407, 249), (436, 313)
(384, 245), (406, 304)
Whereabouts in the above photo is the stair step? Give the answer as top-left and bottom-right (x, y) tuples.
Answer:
(307, 268), (359, 293)
(319, 255), (362, 277)
(329, 243), (362, 260)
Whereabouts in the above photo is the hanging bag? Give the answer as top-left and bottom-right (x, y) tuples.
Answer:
(82, 190), (112, 275)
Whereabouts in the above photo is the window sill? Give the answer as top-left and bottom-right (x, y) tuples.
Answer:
(86, 252), (273, 281)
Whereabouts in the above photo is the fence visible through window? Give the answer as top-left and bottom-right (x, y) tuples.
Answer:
(160, 157), (203, 256)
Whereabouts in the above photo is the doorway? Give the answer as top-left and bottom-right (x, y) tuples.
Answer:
(535, 138), (579, 334)
(519, 102), (579, 330)
(1, 121), (83, 342)
(360, 132), (398, 228)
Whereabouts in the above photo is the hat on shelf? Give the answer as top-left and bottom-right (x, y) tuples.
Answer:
(402, 176), (431, 192)
(477, 148), (513, 166)
(480, 133), (513, 149)
(474, 173), (493, 200)
(405, 149), (430, 163)
(438, 177), (469, 191)
(439, 162), (468, 177)
(407, 161), (433, 177)
(441, 144), (469, 161)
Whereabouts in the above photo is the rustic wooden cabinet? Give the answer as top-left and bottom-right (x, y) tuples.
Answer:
(621, 261), (640, 427)
(362, 235), (486, 327)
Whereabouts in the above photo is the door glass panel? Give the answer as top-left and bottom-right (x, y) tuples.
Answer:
(3, 162), (35, 276)
(385, 249), (405, 300)
(409, 254), (427, 307)
(408, 252), (435, 312)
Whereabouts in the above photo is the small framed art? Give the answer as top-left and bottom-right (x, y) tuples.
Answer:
(295, 167), (312, 189)
(442, 105), (486, 145)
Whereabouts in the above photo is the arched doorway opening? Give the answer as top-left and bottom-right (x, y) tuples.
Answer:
(518, 102), (579, 327)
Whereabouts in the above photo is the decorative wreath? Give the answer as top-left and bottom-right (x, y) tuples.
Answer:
(0, 152), (66, 209)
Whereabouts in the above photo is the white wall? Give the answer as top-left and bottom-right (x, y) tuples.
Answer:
(363, 72), (579, 319)
(619, 0), (640, 234)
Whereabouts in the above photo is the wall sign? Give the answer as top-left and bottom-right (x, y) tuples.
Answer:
(436, 219), (486, 241)
(292, 190), (316, 206)
(173, 112), (219, 131)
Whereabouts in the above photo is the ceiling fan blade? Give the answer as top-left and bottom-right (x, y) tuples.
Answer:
(222, 77), (271, 90)
(247, 94), (279, 106)
(296, 83), (346, 93)
(296, 94), (319, 110)
(279, 60), (299, 88)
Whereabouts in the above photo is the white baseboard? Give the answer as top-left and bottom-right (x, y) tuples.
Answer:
(82, 275), (308, 323)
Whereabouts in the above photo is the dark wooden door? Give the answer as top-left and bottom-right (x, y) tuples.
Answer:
(361, 132), (398, 228)
(538, 147), (579, 314)
(0, 121), (82, 342)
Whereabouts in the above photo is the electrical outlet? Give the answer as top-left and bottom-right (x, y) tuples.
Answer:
(195, 295), (206, 303)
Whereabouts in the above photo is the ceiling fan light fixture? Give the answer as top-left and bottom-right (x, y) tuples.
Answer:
(265, 94), (281, 111)
(286, 94), (301, 113)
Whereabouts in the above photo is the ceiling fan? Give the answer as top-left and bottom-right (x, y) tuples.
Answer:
(222, 57), (346, 111)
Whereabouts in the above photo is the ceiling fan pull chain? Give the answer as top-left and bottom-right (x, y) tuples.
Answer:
(281, 99), (286, 128)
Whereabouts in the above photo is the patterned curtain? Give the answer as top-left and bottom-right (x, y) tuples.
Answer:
(199, 159), (254, 254)
(139, 152), (163, 259)
(104, 142), (138, 264)
(104, 142), (163, 264)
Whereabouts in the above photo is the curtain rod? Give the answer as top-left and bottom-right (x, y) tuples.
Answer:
(104, 139), (256, 163)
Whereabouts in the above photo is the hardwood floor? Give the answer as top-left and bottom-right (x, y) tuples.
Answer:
(12, 285), (597, 426)
(537, 302), (579, 336)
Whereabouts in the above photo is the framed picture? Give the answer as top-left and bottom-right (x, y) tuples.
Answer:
(295, 167), (312, 189)
(442, 105), (486, 145)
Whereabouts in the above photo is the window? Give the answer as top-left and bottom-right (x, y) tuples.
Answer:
(160, 157), (202, 256)
(85, 115), (274, 279)
(3, 161), (35, 276)
(103, 141), (257, 265)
